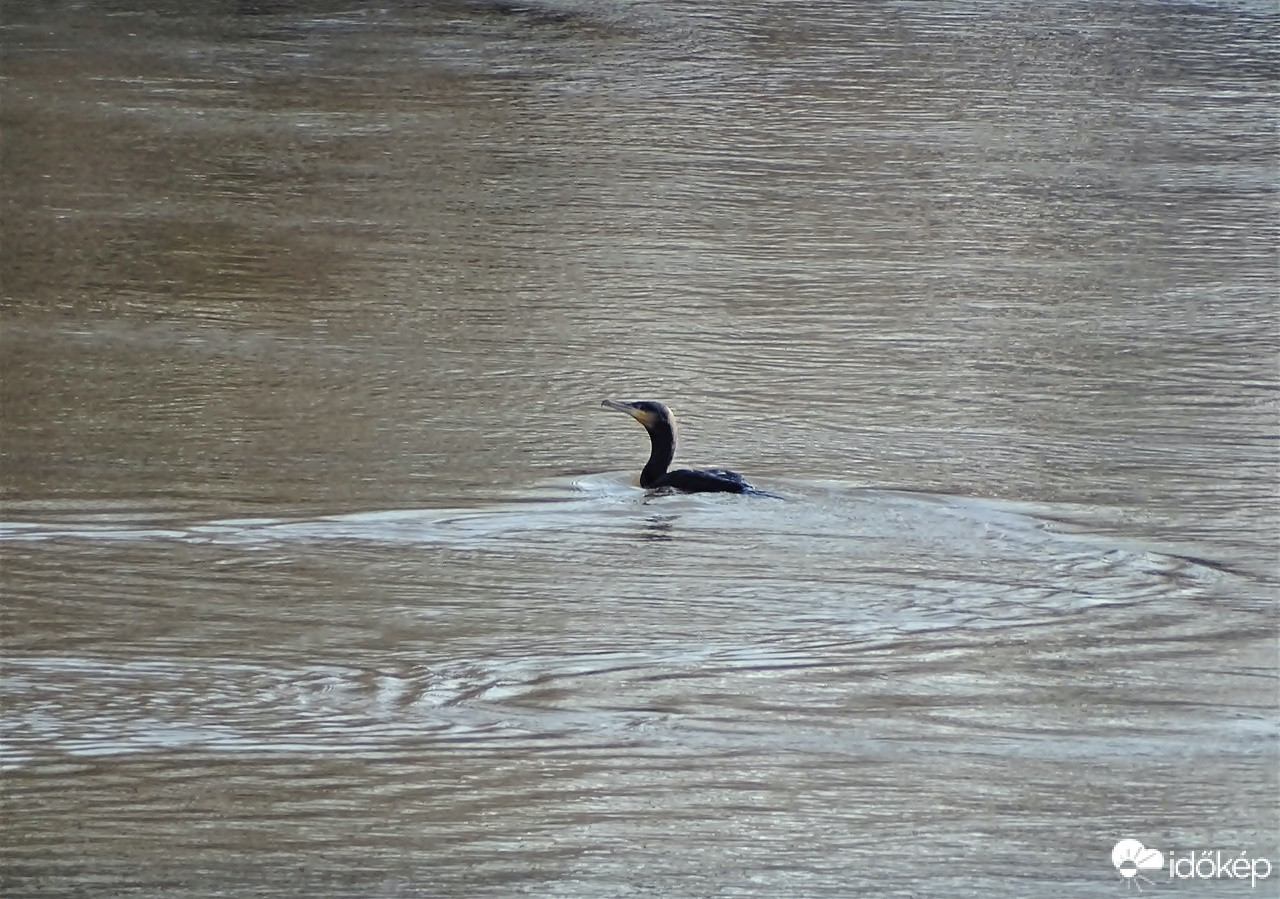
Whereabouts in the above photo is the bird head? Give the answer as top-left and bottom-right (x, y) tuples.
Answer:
(601, 399), (674, 431)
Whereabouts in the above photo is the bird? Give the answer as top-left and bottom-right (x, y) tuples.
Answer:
(601, 399), (774, 495)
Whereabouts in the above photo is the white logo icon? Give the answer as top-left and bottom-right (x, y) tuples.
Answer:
(1113, 839), (1165, 891)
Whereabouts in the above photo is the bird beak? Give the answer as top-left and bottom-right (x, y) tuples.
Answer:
(601, 399), (650, 425)
(602, 399), (635, 415)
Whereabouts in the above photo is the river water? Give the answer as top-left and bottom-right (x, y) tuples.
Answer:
(2, 1), (1277, 896)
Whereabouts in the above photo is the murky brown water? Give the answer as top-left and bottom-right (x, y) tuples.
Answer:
(2, 1), (1277, 896)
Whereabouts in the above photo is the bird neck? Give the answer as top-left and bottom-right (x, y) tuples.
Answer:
(640, 419), (676, 487)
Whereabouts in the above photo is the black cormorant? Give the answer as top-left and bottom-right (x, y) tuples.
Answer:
(601, 399), (770, 495)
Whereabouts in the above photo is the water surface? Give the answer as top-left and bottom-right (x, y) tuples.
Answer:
(2, 1), (1277, 896)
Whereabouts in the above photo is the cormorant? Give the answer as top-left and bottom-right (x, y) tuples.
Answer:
(601, 399), (770, 495)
